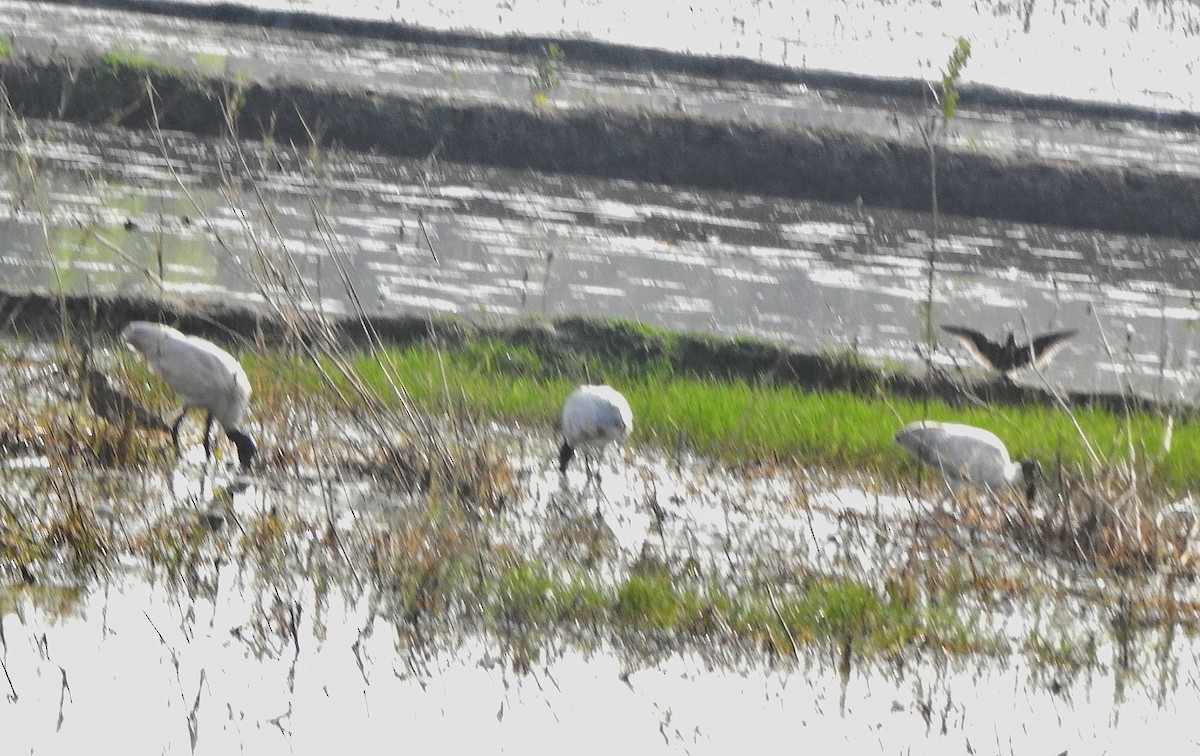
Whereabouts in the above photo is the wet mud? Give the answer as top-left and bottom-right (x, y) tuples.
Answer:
(1, 51), (1198, 241)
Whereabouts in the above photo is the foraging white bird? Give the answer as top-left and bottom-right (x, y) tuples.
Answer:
(895, 420), (1037, 501)
(558, 384), (633, 479)
(121, 321), (257, 470)
(940, 325), (1076, 379)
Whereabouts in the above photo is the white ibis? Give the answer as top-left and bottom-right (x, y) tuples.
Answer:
(941, 325), (1076, 379)
(558, 384), (632, 480)
(895, 419), (1037, 501)
(121, 321), (257, 470)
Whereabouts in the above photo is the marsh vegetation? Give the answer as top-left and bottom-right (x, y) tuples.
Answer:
(3, 301), (1200, 750)
(0, 16), (1197, 755)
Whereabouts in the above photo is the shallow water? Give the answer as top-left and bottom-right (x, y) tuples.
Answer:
(1, 338), (1198, 753)
(3, 1), (1199, 402)
(5, 578), (1197, 755)
(2, 2), (1200, 748)
(146, 0), (1200, 111)
(8, 0), (1200, 179)
(0, 416), (1197, 754)
(2, 119), (1200, 401)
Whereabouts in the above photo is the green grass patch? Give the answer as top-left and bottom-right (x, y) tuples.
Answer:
(0, 37), (13, 61)
(481, 556), (960, 655)
(229, 333), (1200, 493)
(614, 570), (699, 629)
(772, 577), (930, 651)
(190, 52), (228, 76)
(1023, 628), (1098, 671)
(102, 49), (181, 77)
(240, 348), (332, 399)
(496, 561), (559, 624)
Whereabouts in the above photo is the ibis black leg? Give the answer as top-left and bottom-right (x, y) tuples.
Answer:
(170, 411), (188, 456)
(202, 412), (215, 460)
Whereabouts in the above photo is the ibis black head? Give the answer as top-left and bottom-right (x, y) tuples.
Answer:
(227, 429), (258, 471)
(558, 440), (575, 473)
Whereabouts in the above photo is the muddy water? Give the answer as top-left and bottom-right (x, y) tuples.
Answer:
(2, 118), (1199, 400)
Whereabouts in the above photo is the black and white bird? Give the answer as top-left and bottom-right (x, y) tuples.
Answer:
(895, 420), (1038, 502)
(558, 384), (633, 480)
(121, 321), (257, 470)
(940, 325), (1076, 379)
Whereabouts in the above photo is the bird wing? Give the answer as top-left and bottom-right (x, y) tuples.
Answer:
(563, 400), (608, 445)
(562, 386), (631, 446)
(1029, 329), (1077, 367)
(149, 336), (250, 424)
(591, 400), (630, 439)
(940, 326), (1006, 371)
(896, 421), (1012, 487)
(591, 386), (633, 434)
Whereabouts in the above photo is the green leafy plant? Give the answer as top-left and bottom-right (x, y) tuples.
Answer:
(937, 37), (972, 118)
(919, 38), (972, 359)
(529, 43), (566, 103)
(101, 49), (180, 77)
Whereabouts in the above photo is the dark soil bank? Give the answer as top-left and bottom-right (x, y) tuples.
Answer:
(0, 289), (1182, 419)
(1, 51), (1199, 240)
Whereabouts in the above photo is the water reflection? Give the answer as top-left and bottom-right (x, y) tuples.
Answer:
(2, 570), (1197, 755)
(2, 120), (1199, 400)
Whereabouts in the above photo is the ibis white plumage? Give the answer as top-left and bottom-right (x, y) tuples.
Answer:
(559, 384), (632, 479)
(895, 420), (1037, 501)
(121, 321), (257, 470)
